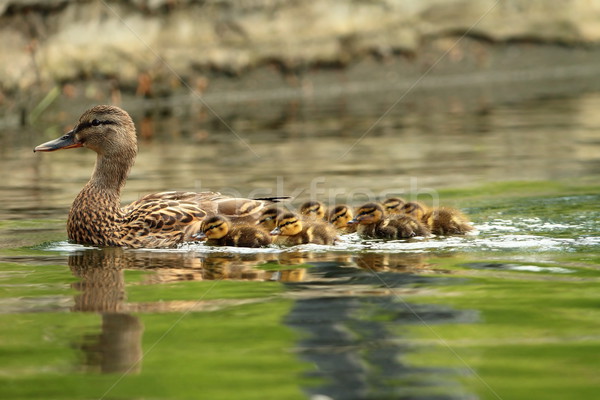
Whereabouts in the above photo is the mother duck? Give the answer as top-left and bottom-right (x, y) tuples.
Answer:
(34, 105), (285, 248)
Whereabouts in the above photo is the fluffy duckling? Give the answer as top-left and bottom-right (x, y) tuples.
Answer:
(328, 204), (357, 234)
(381, 197), (406, 215)
(196, 216), (272, 248)
(349, 203), (430, 239)
(423, 207), (474, 235)
(270, 212), (338, 245)
(299, 200), (327, 221)
(256, 206), (284, 232)
(399, 201), (430, 220)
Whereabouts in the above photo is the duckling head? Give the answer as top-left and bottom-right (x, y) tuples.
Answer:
(299, 200), (326, 220)
(329, 205), (354, 229)
(257, 207), (283, 231)
(34, 105), (137, 159)
(401, 202), (427, 220)
(349, 203), (385, 225)
(382, 197), (406, 214)
(270, 212), (303, 236)
(199, 215), (231, 240)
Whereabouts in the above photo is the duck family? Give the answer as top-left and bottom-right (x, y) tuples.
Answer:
(34, 105), (475, 249)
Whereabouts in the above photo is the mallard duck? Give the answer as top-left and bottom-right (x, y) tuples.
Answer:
(349, 203), (430, 239)
(270, 212), (338, 245)
(256, 206), (284, 232)
(34, 105), (287, 249)
(423, 207), (474, 235)
(381, 197), (406, 215)
(328, 204), (357, 234)
(195, 215), (272, 247)
(299, 200), (327, 221)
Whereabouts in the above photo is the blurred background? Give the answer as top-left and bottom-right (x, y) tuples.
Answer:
(1, 0), (599, 212)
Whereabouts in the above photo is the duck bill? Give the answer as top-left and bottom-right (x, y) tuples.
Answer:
(269, 227), (281, 236)
(192, 232), (207, 241)
(347, 218), (359, 225)
(34, 130), (82, 152)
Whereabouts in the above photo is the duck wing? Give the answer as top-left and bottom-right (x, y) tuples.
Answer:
(118, 192), (288, 248)
(120, 197), (208, 248)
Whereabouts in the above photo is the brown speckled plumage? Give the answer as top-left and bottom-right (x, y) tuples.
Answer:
(35, 105), (284, 249)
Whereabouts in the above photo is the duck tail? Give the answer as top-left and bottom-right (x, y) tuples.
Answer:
(253, 196), (292, 203)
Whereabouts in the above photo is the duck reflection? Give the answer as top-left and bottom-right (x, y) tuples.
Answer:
(69, 248), (143, 375)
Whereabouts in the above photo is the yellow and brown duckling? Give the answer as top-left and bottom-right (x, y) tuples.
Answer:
(256, 206), (285, 232)
(423, 207), (474, 235)
(381, 197), (407, 215)
(195, 215), (272, 247)
(270, 212), (338, 245)
(328, 204), (357, 234)
(299, 200), (327, 221)
(349, 203), (430, 239)
(400, 201), (430, 220)
(33, 105), (287, 249)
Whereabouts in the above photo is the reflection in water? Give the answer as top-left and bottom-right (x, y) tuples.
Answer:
(78, 313), (143, 374)
(353, 252), (430, 273)
(286, 265), (478, 400)
(69, 249), (144, 375)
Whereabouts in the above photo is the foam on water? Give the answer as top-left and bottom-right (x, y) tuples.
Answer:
(37, 216), (597, 257)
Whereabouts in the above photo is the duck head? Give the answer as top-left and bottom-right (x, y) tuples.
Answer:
(401, 202), (427, 220)
(257, 207), (283, 231)
(299, 200), (326, 220)
(381, 197), (406, 215)
(329, 204), (354, 228)
(349, 203), (385, 225)
(34, 105), (137, 158)
(198, 216), (231, 240)
(270, 212), (303, 236)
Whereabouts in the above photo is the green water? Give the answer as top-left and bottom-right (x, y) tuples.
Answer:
(1, 89), (599, 399)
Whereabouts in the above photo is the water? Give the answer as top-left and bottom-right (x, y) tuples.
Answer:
(0, 86), (599, 399)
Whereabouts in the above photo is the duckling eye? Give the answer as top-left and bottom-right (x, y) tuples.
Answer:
(91, 119), (101, 126)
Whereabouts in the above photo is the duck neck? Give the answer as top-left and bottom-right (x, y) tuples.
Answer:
(89, 151), (135, 195)
(67, 151), (136, 246)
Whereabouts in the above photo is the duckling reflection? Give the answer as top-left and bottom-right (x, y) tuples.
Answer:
(353, 253), (429, 273)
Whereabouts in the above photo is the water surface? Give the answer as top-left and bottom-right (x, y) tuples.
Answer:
(0, 87), (599, 399)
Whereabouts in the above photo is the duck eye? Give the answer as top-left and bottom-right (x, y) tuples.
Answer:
(91, 119), (101, 126)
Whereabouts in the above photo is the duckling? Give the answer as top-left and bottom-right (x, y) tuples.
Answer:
(328, 204), (357, 234)
(299, 200), (327, 221)
(195, 215), (272, 248)
(423, 207), (474, 235)
(256, 206), (284, 232)
(381, 197), (407, 215)
(349, 203), (430, 239)
(399, 201), (430, 220)
(270, 212), (338, 245)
